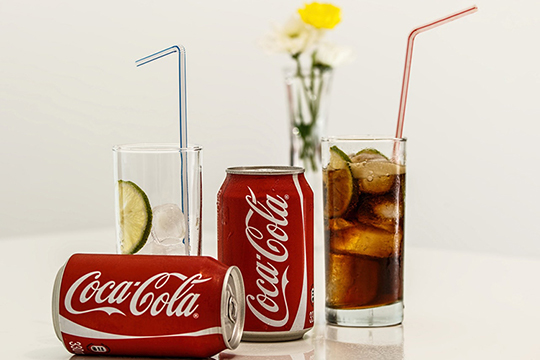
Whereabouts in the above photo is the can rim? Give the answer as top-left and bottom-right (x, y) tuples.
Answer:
(226, 166), (304, 175)
(51, 263), (66, 341)
(221, 266), (245, 350)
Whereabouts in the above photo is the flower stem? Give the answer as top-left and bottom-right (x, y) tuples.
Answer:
(290, 55), (324, 172)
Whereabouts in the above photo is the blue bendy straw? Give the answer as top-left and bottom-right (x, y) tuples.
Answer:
(136, 45), (191, 254)
(135, 45), (188, 147)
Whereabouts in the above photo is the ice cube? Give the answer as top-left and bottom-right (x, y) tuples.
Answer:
(372, 200), (403, 220)
(329, 218), (354, 231)
(356, 195), (403, 233)
(144, 239), (187, 255)
(326, 252), (379, 308)
(331, 221), (401, 258)
(326, 252), (355, 307)
(150, 203), (186, 245)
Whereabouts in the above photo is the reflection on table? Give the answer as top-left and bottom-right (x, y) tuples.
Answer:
(324, 325), (403, 360)
(220, 338), (314, 359)
(219, 325), (403, 360)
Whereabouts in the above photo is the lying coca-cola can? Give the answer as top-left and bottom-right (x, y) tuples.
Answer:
(217, 166), (314, 341)
(52, 254), (245, 358)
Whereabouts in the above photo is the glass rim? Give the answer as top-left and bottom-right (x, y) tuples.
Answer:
(112, 143), (202, 153)
(322, 136), (406, 142)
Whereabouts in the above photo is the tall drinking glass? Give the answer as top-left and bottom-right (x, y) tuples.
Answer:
(322, 137), (406, 326)
(113, 144), (202, 256)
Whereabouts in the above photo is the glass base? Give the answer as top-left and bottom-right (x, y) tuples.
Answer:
(326, 301), (403, 327)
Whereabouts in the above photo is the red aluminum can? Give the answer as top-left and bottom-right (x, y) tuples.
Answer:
(52, 254), (245, 358)
(217, 166), (314, 341)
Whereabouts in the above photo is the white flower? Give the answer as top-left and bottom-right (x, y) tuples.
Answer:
(261, 15), (322, 56)
(313, 42), (354, 68)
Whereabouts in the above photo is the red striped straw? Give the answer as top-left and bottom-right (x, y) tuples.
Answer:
(395, 5), (478, 139)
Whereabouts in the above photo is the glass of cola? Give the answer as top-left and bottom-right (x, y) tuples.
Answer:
(322, 136), (406, 326)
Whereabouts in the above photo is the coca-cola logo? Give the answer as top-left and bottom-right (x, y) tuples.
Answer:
(244, 186), (291, 327)
(64, 271), (211, 318)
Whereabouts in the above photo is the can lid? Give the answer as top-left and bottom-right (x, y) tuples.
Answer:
(221, 266), (245, 350)
(51, 263), (66, 341)
(226, 166), (304, 175)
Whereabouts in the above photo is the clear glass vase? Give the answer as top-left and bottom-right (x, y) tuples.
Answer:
(285, 68), (333, 243)
(285, 68), (333, 174)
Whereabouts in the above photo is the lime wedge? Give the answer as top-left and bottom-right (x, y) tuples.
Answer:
(351, 148), (389, 162)
(348, 149), (405, 194)
(324, 166), (356, 218)
(117, 180), (152, 254)
(349, 161), (405, 179)
(329, 145), (351, 169)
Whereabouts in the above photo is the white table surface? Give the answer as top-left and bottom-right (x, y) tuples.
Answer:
(1, 228), (539, 359)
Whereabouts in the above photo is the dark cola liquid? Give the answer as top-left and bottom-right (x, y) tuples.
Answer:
(324, 170), (405, 310)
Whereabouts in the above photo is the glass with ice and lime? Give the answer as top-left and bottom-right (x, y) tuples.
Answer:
(322, 137), (406, 326)
(113, 144), (202, 255)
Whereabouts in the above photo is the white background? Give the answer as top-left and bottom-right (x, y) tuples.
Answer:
(1, 0), (539, 258)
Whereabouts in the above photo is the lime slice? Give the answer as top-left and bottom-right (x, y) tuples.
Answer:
(117, 180), (152, 254)
(324, 166), (356, 218)
(349, 161), (405, 179)
(329, 145), (351, 170)
(349, 148), (405, 194)
(351, 148), (389, 163)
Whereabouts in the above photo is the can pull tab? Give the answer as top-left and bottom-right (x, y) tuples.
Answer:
(227, 292), (238, 324)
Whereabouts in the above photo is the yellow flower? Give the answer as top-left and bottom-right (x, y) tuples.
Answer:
(298, 2), (341, 30)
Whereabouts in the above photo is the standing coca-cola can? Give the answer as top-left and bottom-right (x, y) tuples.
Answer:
(52, 254), (245, 358)
(217, 166), (314, 341)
